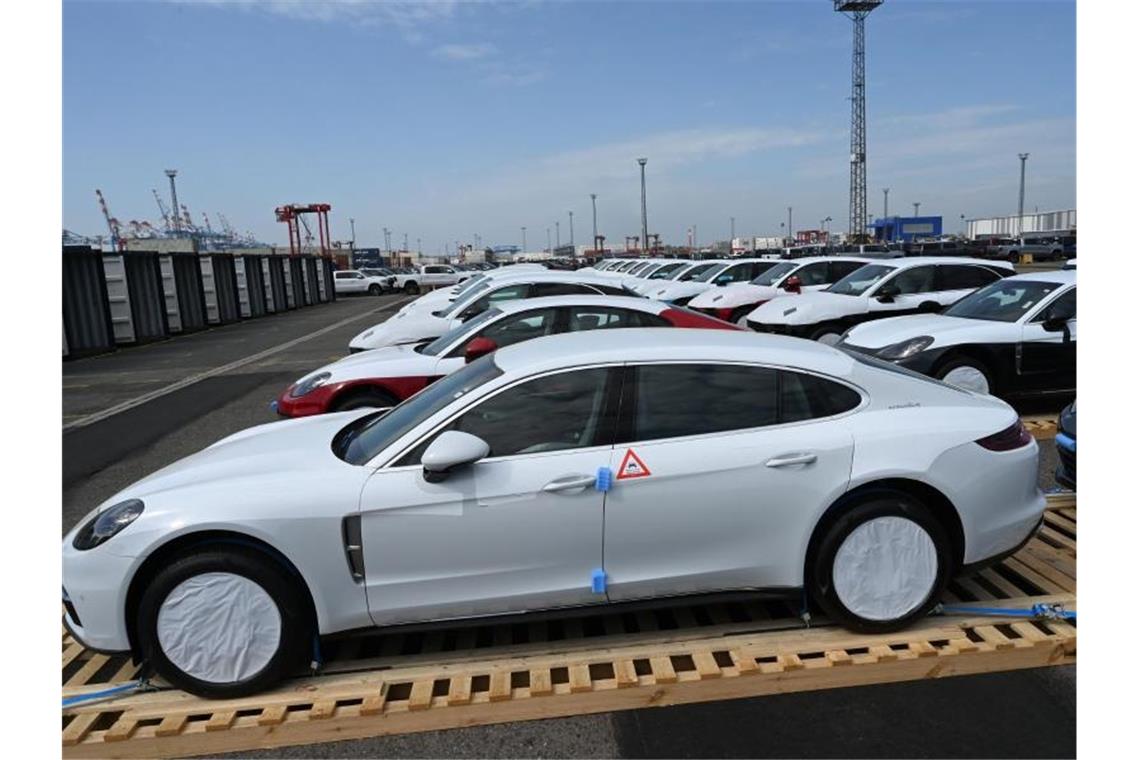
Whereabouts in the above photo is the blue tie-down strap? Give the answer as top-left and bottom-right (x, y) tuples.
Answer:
(595, 466), (613, 493)
(269, 399), (279, 413)
(62, 679), (152, 709)
(936, 602), (1076, 621)
(1055, 432), (1075, 452)
(591, 568), (607, 594)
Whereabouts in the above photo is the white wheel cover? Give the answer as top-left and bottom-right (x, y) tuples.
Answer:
(817, 332), (842, 346)
(942, 365), (990, 394)
(156, 572), (282, 683)
(832, 517), (939, 622)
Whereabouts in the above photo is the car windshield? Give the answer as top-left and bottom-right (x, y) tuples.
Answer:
(690, 263), (729, 283)
(943, 280), (1063, 322)
(676, 263), (716, 281)
(826, 264), (895, 296)
(628, 262), (653, 275)
(333, 356), (504, 465)
(453, 274), (486, 294)
(750, 262), (797, 286)
(648, 262), (684, 279)
(435, 281), (492, 317)
(417, 308), (502, 356)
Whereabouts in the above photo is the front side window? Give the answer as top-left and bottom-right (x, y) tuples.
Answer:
(829, 260), (866, 280)
(827, 264), (895, 296)
(419, 308), (502, 357)
(795, 262), (831, 286)
(679, 263), (718, 281)
(461, 284), (530, 318)
(649, 262), (685, 280)
(945, 280), (1063, 323)
(884, 265), (936, 295)
(1031, 287), (1076, 323)
(751, 262), (797, 286)
(712, 263), (757, 285)
(939, 265), (1001, 291)
(447, 308), (557, 357)
(567, 306), (666, 331)
(438, 368), (615, 458)
(692, 264), (731, 283)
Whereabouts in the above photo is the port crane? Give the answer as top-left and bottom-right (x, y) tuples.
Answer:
(274, 203), (332, 257)
(94, 189), (124, 251)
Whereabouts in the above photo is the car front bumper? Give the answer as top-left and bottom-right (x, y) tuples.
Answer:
(62, 543), (136, 653)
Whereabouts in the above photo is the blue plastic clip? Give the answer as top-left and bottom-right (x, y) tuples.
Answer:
(591, 568), (607, 594)
(595, 466), (613, 492)
(269, 400), (279, 413)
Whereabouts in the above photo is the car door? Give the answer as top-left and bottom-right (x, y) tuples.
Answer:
(1019, 287), (1076, 391)
(357, 366), (619, 625)
(602, 362), (856, 600)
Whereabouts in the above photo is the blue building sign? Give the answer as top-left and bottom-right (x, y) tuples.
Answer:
(868, 216), (943, 243)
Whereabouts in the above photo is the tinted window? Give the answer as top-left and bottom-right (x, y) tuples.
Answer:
(628, 364), (779, 442)
(335, 272), (353, 279)
(827, 264), (895, 296)
(712, 263), (758, 285)
(649, 262), (685, 279)
(795, 262), (830, 286)
(450, 368), (614, 457)
(945, 280), (1062, 323)
(446, 308), (557, 358)
(567, 306), (666, 331)
(679, 263), (719, 281)
(885, 265), (936, 295)
(940, 265), (1000, 291)
(829, 260), (866, 280)
(781, 372), (862, 422)
(461, 284), (529, 317)
(531, 282), (596, 297)
(1033, 287), (1076, 322)
(752, 262), (797, 286)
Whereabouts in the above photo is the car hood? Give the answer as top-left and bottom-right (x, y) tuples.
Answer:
(748, 291), (864, 326)
(300, 343), (443, 385)
(349, 311), (457, 350)
(843, 314), (1015, 351)
(689, 284), (782, 309)
(113, 412), (370, 503)
(644, 281), (713, 302)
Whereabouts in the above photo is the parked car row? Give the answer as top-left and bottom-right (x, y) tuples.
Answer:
(62, 253), (1073, 700)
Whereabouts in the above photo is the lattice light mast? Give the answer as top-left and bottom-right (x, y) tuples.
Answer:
(835, 1), (883, 242)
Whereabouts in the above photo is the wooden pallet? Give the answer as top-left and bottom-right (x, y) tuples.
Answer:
(1021, 414), (1059, 440)
(62, 494), (1076, 758)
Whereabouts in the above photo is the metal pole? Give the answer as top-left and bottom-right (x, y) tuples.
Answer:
(416, 237), (421, 255)
(555, 220), (560, 250)
(568, 211), (574, 249)
(1017, 153), (1029, 238)
(349, 218), (356, 248)
(787, 207), (793, 244)
(547, 227), (551, 254)
(883, 188), (889, 218)
(521, 226), (526, 255)
(913, 202), (920, 217)
(730, 216), (735, 253)
(638, 158), (649, 253)
(590, 194), (598, 253)
(403, 233), (408, 252)
(165, 170), (180, 234)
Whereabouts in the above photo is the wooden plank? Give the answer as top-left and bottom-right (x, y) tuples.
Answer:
(102, 718), (138, 743)
(825, 650), (853, 667)
(869, 645), (898, 663)
(310, 700), (336, 720)
(446, 675), (472, 706)
(1038, 524), (1077, 554)
(973, 625), (1014, 650)
(976, 567), (1027, 599)
(488, 671), (512, 703)
(61, 713), (98, 747)
(155, 714), (188, 737)
(65, 653), (110, 687)
(907, 641), (938, 658)
(408, 680), (435, 711)
(649, 656), (678, 684)
(359, 690), (387, 717)
(614, 659), (640, 688)
(529, 668), (553, 696)
(62, 643), (84, 669)
(730, 649), (759, 675)
(1003, 556), (1070, 595)
(568, 664), (593, 693)
(692, 651), (722, 679)
(256, 706), (287, 726)
(204, 711), (236, 732)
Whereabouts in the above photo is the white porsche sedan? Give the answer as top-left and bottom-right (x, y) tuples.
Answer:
(643, 259), (780, 306)
(390, 263), (548, 318)
(348, 271), (629, 352)
(63, 329), (1044, 698)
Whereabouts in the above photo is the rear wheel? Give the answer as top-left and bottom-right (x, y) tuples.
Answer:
(330, 387), (399, 412)
(136, 548), (310, 698)
(936, 356), (993, 395)
(808, 493), (951, 633)
(368, 284), (382, 296)
(404, 281), (421, 295)
(1007, 251), (1020, 263)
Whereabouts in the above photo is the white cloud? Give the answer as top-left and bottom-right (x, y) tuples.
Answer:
(432, 42), (497, 60)
(186, 1), (459, 29)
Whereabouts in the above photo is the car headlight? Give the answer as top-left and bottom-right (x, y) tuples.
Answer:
(877, 336), (934, 360)
(72, 499), (144, 550)
(290, 371), (332, 398)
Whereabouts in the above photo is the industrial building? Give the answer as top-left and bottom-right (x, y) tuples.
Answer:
(868, 215), (944, 243)
(966, 209), (1076, 240)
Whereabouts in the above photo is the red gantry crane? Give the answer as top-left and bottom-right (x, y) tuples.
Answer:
(275, 203), (332, 257)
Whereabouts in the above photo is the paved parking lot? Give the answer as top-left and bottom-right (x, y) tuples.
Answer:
(61, 293), (1075, 758)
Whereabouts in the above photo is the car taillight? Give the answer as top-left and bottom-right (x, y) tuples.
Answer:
(713, 307), (735, 320)
(975, 420), (1032, 451)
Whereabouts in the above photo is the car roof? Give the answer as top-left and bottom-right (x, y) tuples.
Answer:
(999, 269), (1076, 285)
(869, 256), (1015, 270)
(493, 294), (667, 315)
(493, 327), (854, 378)
(782, 256), (872, 265)
(479, 270), (615, 286)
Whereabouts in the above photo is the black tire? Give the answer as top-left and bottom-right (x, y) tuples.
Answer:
(404, 281), (421, 295)
(330, 386), (399, 412)
(728, 306), (752, 326)
(136, 547), (310, 698)
(809, 323), (844, 345)
(808, 492), (952, 633)
(368, 284), (382, 296)
(1007, 251), (1020, 263)
(934, 355), (994, 395)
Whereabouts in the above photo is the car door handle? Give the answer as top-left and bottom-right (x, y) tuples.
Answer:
(765, 453), (817, 468)
(542, 474), (597, 492)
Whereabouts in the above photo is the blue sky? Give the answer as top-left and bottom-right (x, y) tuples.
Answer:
(64, 0), (1075, 251)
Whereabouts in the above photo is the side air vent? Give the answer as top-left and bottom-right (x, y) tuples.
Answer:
(342, 515), (366, 583)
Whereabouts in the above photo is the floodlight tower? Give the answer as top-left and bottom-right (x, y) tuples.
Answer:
(835, 1), (883, 242)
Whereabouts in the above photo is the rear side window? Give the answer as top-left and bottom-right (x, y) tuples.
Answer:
(530, 282), (597, 297)
(781, 372), (862, 422)
(566, 306), (668, 331)
(887, 265), (936, 294)
(829, 260), (865, 280)
(795, 262), (830, 286)
(940, 265), (1000, 290)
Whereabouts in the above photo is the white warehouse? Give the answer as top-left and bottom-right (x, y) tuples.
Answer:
(966, 209), (1076, 239)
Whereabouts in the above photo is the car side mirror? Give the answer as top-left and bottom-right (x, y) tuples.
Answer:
(876, 284), (900, 302)
(783, 275), (802, 294)
(422, 431), (490, 483)
(464, 336), (498, 363)
(1042, 316), (1070, 334)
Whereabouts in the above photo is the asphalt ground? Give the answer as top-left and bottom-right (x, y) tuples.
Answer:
(61, 293), (1075, 758)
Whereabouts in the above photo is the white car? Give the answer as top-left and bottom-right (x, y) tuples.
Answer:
(627, 260), (721, 296)
(746, 257), (1016, 345)
(332, 269), (389, 297)
(391, 263), (548, 318)
(839, 270), (1076, 398)
(63, 328), (1044, 698)
(688, 257), (872, 326)
(644, 259), (781, 306)
(348, 272), (630, 351)
(389, 264), (469, 295)
(275, 296), (737, 417)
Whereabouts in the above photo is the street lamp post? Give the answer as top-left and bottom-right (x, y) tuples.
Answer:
(913, 202), (920, 217)
(883, 188), (889, 218)
(568, 211), (574, 250)
(590, 194), (598, 254)
(349, 218), (356, 249)
(638, 158), (649, 254)
(555, 220), (560, 251)
(1017, 153), (1030, 238)
(521, 226), (527, 255)
(730, 216), (735, 253)
(546, 227), (551, 254)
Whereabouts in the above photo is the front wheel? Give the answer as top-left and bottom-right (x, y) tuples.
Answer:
(404, 281), (421, 295)
(330, 387), (399, 412)
(368, 284), (382, 296)
(936, 356), (993, 395)
(136, 548), (310, 698)
(808, 494), (951, 633)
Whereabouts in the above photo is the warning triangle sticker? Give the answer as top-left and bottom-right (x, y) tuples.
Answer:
(616, 448), (652, 480)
